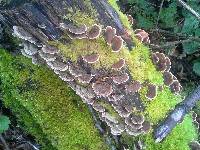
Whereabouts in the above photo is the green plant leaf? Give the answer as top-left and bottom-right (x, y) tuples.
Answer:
(0, 115), (10, 133)
(193, 62), (200, 76)
(182, 41), (200, 54)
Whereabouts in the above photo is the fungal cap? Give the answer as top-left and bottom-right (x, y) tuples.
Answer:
(77, 74), (93, 84)
(111, 35), (123, 52)
(112, 73), (129, 84)
(87, 24), (101, 39)
(163, 71), (174, 86)
(68, 24), (87, 34)
(38, 51), (56, 62)
(92, 82), (113, 97)
(145, 84), (157, 100)
(42, 45), (58, 54)
(141, 121), (151, 133)
(104, 26), (116, 45)
(112, 58), (125, 70)
(131, 114), (145, 124)
(127, 14), (134, 25)
(47, 60), (68, 71)
(152, 53), (159, 64)
(125, 80), (142, 93)
(170, 80), (182, 93)
(82, 54), (99, 63)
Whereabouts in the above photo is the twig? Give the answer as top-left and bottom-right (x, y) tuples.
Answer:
(156, 0), (165, 29)
(0, 134), (10, 150)
(177, 0), (200, 20)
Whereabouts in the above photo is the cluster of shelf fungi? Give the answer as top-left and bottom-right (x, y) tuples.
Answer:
(12, 21), (185, 139)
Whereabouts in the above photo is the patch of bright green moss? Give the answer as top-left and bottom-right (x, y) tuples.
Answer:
(108, 0), (132, 30)
(142, 115), (197, 150)
(63, 0), (97, 27)
(0, 49), (108, 150)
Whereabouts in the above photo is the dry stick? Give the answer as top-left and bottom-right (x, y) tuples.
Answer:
(154, 85), (200, 142)
(155, 0), (165, 29)
(177, 0), (200, 20)
(0, 134), (10, 150)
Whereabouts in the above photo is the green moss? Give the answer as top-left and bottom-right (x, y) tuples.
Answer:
(142, 115), (197, 150)
(0, 49), (108, 150)
(108, 0), (132, 30)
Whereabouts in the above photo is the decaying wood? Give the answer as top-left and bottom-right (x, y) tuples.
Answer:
(154, 85), (200, 142)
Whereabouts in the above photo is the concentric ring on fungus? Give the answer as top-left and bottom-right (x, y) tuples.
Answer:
(92, 82), (113, 97)
(87, 24), (101, 39)
(112, 58), (125, 70)
(112, 73), (129, 84)
(111, 35), (123, 52)
(145, 84), (157, 100)
(82, 54), (99, 64)
(163, 71), (174, 86)
(125, 80), (142, 93)
(104, 26), (116, 45)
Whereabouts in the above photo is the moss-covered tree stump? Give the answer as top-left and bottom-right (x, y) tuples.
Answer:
(0, 0), (198, 150)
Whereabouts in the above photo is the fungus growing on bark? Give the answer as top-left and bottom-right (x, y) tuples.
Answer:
(68, 65), (86, 77)
(67, 32), (87, 39)
(77, 74), (93, 84)
(92, 102), (105, 113)
(131, 114), (145, 124)
(145, 84), (157, 100)
(42, 45), (58, 54)
(111, 35), (123, 52)
(152, 53), (159, 64)
(68, 24), (87, 35)
(56, 70), (74, 82)
(108, 94), (124, 102)
(125, 125), (142, 136)
(112, 73), (129, 84)
(170, 80), (182, 93)
(134, 29), (149, 43)
(112, 58), (125, 70)
(92, 82), (113, 97)
(111, 125), (123, 135)
(21, 49), (33, 58)
(82, 54), (99, 63)
(127, 14), (134, 25)
(38, 51), (56, 62)
(104, 26), (116, 45)
(165, 57), (171, 71)
(163, 71), (174, 86)
(47, 59), (68, 71)
(23, 41), (38, 56)
(87, 24), (101, 39)
(60, 23), (87, 34)
(116, 123), (125, 132)
(13, 26), (37, 44)
(141, 121), (151, 133)
(125, 81), (142, 93)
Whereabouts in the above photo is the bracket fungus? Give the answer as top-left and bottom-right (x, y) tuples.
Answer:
(127, 14), (134, 25)
(41, 45), (58, 54)
(47, 59), (68, 71)
(146, 84), (157, 100)
(125, 81), (142, 93)
(131, 114), (145, 125)
(170, 80), (182, 94)
(111, 58), (125, 70)
(38, 51), (57, 62)
(82, 54), (99, 64)
(141, 121), (151, 133)
(163, 71), (174, 86)
(111, 35), (123, 52)
(134, 29), (150, 43)
(92, 82), (113, 97)
(77, 74), (93, 84)
(87, 24), (101, 39)
(56, 70), (74, 82)
(112, 73), (129, 84)
(104, 26), (116, 45)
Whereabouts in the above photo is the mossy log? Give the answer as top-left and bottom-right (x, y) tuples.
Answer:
(0, 0), (198, 150)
